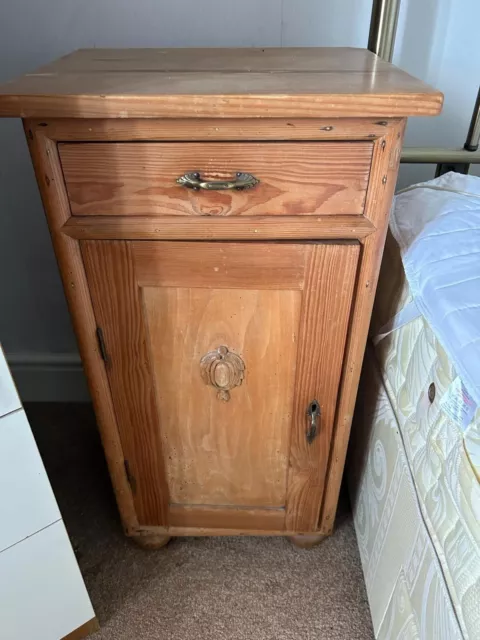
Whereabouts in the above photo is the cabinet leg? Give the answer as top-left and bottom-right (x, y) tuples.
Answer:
(131, 533), (171, 550)
(289, 533), (327, 549)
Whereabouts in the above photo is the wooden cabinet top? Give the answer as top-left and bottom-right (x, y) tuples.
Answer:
(0, 47), (442, 119)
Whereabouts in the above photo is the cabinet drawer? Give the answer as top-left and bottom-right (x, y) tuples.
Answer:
(59, 141), (372, 217)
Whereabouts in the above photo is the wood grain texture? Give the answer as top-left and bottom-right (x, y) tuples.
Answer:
(169, 505), (285, 531)
(7, 47), (436, 72)
(61, 618), (100, 640)
(199, 345), (245, 402)
(133, 241), (307, 290)
(0, 48), (443, 118)
(81, 241), (169, 526)
(143, 283), (300, 508)
(59, 142), (372, 217)
(130, 533), (171, 550)
(30, 117), (403, 142)
(319, 120), (406, 533)
(62, 215), (376, 242)
(23, 125), (138, 532)
(289, 533), (327, 549)
(285, 243), (359, 532)
(134, 524), (322, 537)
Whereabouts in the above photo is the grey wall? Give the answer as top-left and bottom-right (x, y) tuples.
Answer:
(394, 0), (480, 188)
(0, 0), (371, 359)
(0, 0), (478, 399)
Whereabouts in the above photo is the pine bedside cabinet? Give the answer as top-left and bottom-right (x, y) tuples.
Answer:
(0, 48), (442, 549)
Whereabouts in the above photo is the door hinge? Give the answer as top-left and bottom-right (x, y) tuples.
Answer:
(124, 459), (137, 494)
(96, 327), (109, 363)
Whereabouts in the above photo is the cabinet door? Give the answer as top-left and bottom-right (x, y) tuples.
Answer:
(82, 241), (359, 533)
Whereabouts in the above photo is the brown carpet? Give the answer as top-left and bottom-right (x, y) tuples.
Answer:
(25, 403), (374, 640)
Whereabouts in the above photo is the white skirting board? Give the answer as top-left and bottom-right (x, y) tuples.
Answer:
(7, 352), (90, 402)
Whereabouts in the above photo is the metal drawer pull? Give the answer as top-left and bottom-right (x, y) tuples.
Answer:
(177, 171), (259, 191)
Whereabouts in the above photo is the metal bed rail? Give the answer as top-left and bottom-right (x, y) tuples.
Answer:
(369, 0), (480, 175)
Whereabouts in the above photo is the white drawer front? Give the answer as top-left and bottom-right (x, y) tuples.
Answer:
(0, 346), (20, 418)
(0, 520), (95, 640)
(0, 409), (60, 552)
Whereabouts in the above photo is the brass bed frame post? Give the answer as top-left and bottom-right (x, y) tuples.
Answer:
(433, 87), (480, 176)
(464, 87), (480, 152)
(369, 0), (480, 175)
(368, 0), (401, 62)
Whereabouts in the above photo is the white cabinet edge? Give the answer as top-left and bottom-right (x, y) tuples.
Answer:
(0, 408), (62, 553)
(0, 520), (95, 640)
(0, 344), (21, 416)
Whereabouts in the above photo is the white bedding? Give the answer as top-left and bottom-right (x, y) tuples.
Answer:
(390, 172), (480, 405)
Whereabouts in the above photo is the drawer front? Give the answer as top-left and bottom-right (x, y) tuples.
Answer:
(60, 142), (372, 217)
(81, 240), (359, 532)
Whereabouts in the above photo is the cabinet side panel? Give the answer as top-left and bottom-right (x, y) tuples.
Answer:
(319, 119), (406, 533)
(23, 122), (138, 532)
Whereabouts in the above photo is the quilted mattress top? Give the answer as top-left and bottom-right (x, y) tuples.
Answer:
(370, 178), (480, 638)
(390, 172), (480, 405)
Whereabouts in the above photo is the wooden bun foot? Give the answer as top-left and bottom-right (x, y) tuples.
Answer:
(131, 533), (171, 550)
(289, 533), (327, 549)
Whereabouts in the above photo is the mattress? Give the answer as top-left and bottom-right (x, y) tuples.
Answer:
(349, 345), (463, 638)
(389, 172), (480, 406)
(364, 229), (480, 639)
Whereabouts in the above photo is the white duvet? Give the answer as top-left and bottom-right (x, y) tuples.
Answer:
(390, 171), (480, 406)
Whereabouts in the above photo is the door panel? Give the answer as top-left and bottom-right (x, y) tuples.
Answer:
(82, 240), (359, 531)
(143, 286), (300, 507)
(285, 243), (360, 531)
(81, 241), (169, 526)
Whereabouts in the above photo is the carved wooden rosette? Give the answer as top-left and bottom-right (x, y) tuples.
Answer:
(200, 346), (245, 401)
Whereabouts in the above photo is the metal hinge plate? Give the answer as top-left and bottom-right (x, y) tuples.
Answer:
(124, 460), (136, 494)
(96, 327), (109, 363)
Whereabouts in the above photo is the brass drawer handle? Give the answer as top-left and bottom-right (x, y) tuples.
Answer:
(177, 171), (259, 191)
